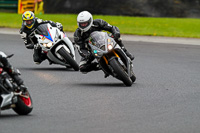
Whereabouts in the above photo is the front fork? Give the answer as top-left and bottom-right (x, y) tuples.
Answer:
(62, 37), (76, 60)
(103, 50), (132, 77)
(102, 50), (119, 65)
(55, 44), (70, 60)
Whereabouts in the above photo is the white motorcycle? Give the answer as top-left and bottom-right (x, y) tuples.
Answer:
(29, 23), (79, 71)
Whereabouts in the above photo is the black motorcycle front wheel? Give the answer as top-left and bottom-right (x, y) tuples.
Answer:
(57, 47), (80, 71)
(130, 71), (136, 83)
(13, 90), (33, 115)
(109, 58), (132, 86)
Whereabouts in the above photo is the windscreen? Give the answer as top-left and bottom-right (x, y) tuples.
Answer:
(90, 31), (108, 48)
(35, 24), (49, 36)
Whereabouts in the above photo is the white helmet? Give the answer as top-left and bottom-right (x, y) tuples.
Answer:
(77, 11), (93, 32)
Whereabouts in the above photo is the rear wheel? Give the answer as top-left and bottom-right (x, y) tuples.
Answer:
(12, 90), (33, 115)
(57, 47), (79, 71)
(109, 58), (132, 86)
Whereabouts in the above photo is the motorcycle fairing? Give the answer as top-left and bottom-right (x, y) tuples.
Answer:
(36, 24), (54, 42)
(0, 92), (14, 109)
(40, 29), (53, 42)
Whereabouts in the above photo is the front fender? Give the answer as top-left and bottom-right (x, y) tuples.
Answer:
(62, 37), (76, 60)
(108, 50), (132, 77)
(108, 56), (118, 63)
(55, 44), (70, 60)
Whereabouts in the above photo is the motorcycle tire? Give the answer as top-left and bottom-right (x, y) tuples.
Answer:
(109, 58), (132, 86)
(130, 71), (136, 83)
(57, 47), (79, 71)
(12, 90), (33, 115)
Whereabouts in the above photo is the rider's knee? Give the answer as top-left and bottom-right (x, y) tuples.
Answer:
(79, 64), (88, 72)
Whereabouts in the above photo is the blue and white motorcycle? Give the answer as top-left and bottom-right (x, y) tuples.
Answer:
(29, 23), (79, 71)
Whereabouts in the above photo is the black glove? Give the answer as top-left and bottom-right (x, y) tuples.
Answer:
(56, 22), (63, 31)
(34, 43), (41, 49)
(113, 32), (120, 40)
(81, 52), (91, 59)
(79, 49), (91, 58)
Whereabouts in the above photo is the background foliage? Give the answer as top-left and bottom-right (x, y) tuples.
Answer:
(43, 0), (200, 17)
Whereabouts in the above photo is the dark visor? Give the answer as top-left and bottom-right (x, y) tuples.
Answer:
(79, 18), (91, 29)
(24, 19), (34, 26)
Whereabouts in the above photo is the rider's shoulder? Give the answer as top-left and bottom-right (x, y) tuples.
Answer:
(20, 25), (28, 34)
(93, 19), (103, 23)
(74, 28), (81, 36)
(93, 19), (107, 26)
(35, 17), (43, 24)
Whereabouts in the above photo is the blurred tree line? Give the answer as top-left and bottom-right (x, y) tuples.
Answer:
(43, 0), (200, 17)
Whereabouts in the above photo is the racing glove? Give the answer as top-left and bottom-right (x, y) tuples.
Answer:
(34, 43), (41, 49)
(113, 32), (120, 40)
(56, 22), (63, 31)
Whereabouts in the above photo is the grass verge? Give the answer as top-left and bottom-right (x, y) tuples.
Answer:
(0, 12), (200, 38)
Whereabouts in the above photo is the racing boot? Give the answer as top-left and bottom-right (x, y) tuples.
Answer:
(19, 84), (28, 95)
(33, 44), (43, 64)
(122, 47), (135, 60)
(13, 76), (28, 95)
(9, 68), (27, 93)
(80, 62), (101, 74)
(12, 74), (23, 86)
(116, 39), (134, 60)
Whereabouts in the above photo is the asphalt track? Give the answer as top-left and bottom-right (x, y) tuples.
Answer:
(0, 32), (200, 133)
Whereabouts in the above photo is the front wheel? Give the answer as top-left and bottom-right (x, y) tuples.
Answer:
(130, 71), (136, 83)
(109, 58), (132, 86)
(12, 90), (33, 115)
(57, 47), (79, 71)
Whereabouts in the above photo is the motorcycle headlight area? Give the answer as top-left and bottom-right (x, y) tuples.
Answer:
(107, 39), (114, 51)
(93, 49), (103, 57)
(107, 43), (114, 50)
(42, 42), (53, 48)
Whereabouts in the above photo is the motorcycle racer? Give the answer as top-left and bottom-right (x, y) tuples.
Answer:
(0, 51), (26, 92)
(20, 11), (64, 64)
(74, 11), (134, 73)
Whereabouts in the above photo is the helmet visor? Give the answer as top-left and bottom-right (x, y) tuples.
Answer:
(78, 18), (91, 29)
(24, 19), (34, 27)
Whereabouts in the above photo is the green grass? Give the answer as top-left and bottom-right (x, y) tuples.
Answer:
(0, 12), (200, 38)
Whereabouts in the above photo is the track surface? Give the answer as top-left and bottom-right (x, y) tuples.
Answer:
(0, 34), (200, 133)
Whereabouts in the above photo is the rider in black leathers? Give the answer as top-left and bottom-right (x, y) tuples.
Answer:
(20, 11), (63, 64)
(74, 11), (134, 73)
(0, 51), (26, 92)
